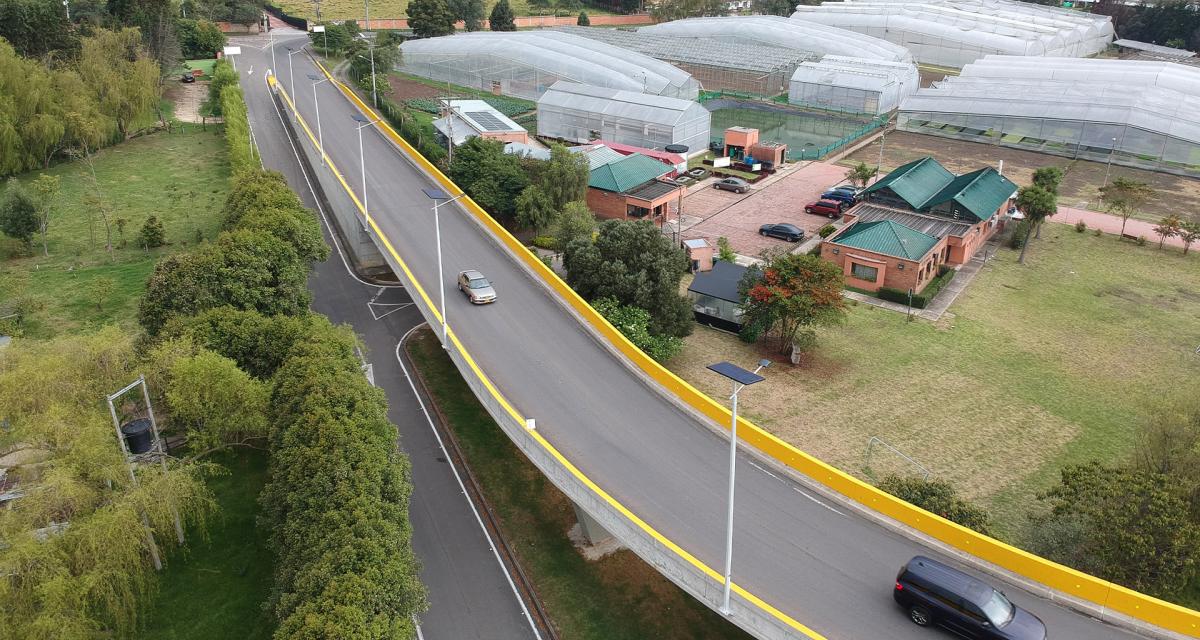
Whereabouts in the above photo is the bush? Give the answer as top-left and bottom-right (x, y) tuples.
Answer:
(879, 475), (992, 535)
(220, 82), (258, 175)
(818, 224), (837, 238)
(875, 268), (955, 309)
(138, 216), (167, 248)
(592, 297), (683, 362)
(717, 236), (736, 262)
(207, 59), (239, 116)
(1074, 220), (1087, 233)
(530, 235), (558, 250)
(1136, 234), (1147, 246)
(1093, 227), (1103, 237)
(1009, 219), (1030, 249)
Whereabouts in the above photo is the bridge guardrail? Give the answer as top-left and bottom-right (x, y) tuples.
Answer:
(283, 62), (1200, 639)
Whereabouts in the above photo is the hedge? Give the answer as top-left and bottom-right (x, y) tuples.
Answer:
(214, 59), (259, 175)
(877, 267), (955, 309)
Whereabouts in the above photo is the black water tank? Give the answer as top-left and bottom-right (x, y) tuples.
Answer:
(664, 144), (689, 154)
(121, 418), (153, 455)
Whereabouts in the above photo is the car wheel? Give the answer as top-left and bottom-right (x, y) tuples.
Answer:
(760, 230), (768, 236)
(829, 213), (837, 219)
(908, 606), (932, 627)
(805, 208), (813, 214)
(713, 184), (720, 190)
(738, 188), (746, 194)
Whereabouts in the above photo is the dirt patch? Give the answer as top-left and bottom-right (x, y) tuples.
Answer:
(383, 73), (445, 102)
(843, 131), (1200, 223)
(165, 80), (216, 124)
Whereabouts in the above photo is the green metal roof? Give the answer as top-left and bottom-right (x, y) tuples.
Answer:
(588, 153), (671, 193)
(924, 167), (1016, 222)
(833, 219), (940, 260)
(861, 157), (955, 208)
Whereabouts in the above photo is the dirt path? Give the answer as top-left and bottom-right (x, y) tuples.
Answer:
(165, 81), (218, 124)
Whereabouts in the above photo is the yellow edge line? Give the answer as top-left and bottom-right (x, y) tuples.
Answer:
(278, 68), (826, 638)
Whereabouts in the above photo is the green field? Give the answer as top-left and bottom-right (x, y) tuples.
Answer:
(406, 329), (752, 640)
(0, 125), (231, 338)
(671, 228), (1200, 538)
(140, 450), (276, 640)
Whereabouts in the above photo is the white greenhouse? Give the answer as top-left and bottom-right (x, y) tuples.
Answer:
(537, 81), (711, 153)
(898, 57), (1200, 176)
(398, 31), (699, 101)
(791, 0), (1114, 68)
(788, 55), (920, 114)
(641, 15), (913, 64)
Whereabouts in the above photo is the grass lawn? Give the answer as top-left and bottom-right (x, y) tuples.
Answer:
(179, 58), (218, 80)
(139, 450), (276, 640)
(406, 328), (752, 640)
(0, 126), (231, 338)
(670, 228), (1200, 539)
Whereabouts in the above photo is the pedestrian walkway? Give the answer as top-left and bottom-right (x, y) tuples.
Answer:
(1050, 205), (1185, 248)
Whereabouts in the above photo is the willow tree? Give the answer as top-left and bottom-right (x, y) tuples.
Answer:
(77, 28), (160, 137)
(0, 329), (216, 639)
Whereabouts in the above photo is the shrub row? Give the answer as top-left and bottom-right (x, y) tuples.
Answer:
(877, 267), (955, 309)
(139, 170), (327, 335)
(378, 99), (447, 164)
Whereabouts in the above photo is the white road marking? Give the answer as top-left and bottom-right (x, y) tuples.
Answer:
(748, 460), (845, 516)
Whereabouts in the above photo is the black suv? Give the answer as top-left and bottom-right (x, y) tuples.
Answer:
(894, 556), (1047, 639)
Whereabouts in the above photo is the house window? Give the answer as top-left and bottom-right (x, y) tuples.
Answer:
(850, 262), (878, 282)
(831, 247), (839, 255)
(897, 263), (904, 270)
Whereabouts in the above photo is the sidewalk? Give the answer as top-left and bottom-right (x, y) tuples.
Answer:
(1050, 205), (1185, 248)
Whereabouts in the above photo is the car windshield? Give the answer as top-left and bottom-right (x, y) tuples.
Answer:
(980, 589), (1015, 626)
(468, 278), (490, 289)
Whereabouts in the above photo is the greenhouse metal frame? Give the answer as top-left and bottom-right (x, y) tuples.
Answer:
(537, 81), (711, 154)
(788, 55), (920, 115)
(641, 15), (913, 63)
(791, 0), (1113, 68)
(899, 57), (1200, 176)
(553, 26), (813, 97)
(398, 32), (699, 102)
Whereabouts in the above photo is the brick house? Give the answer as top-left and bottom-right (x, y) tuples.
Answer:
(851, 157), (1017, 265)
(586, 153), (685, 225)
(821, 156), (1016, 293)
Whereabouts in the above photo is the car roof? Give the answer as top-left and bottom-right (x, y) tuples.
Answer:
(901, 556), (993, 606)
(462, 269), (485, 279)
(772, 223), (800, 230)
(816, 200), (840, 205)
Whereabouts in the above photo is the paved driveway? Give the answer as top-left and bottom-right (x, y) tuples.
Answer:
(681, 162), (852, 256)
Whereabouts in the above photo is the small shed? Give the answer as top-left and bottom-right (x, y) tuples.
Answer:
(687, 260), (748, 332)
(433, 99), (528, 147)
(683, 238), (713, 272)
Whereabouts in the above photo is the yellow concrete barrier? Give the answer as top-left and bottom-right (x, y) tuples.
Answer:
(299, 66), (1200, 638)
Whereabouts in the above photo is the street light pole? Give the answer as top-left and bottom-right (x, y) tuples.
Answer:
(422, 188), (468, 347)
(359, 31), (378, 108)
(286, 46), (304, 101)
(706, 359), (770, 616)
(352, 115), (380, 231)
(308, 74), (330, 165)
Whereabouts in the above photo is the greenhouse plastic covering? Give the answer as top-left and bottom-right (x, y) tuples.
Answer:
(399, 32), (699, 101)
(552, 25), (812, 96)
(537, 81), (711, 153)
(641, 16), (913, 63)
(791, 0), (1113, 68)
(898, 57), (1200, 176)
(1113, 39), (1197, 60)
(789, 55), (920, 114)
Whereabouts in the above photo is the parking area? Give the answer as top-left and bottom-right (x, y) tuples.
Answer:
(679, 161), (852, 256)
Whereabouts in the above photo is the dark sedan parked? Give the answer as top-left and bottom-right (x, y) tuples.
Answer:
(804, 200), (843, 219)
(820, 190), (857, 206)
(759, 223), (805, 242)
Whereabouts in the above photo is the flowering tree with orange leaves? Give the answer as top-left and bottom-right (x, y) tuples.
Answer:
(737, 253), (846, 356)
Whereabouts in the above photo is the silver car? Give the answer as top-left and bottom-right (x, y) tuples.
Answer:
(457, 269), (496, 304)
(713, 177), (751, 194)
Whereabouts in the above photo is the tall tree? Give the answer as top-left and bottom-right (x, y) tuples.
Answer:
(1031, 166), (1064, 194)
(489, 0), (517, 30)
(78, 28), (161, 136)
(537, 143), (590, 209)
(1099, 177), (1152, 239)
(737, 252), (846, 356)
(577, 10), (590, 25)
(753, 0), (795, 16)
(407, 0), (457, 38)
(0, 0), (76, 58)
(1014, 185), (1056, 264)
(30, 174), (60, 257)
(555, 200), (595, 251)
(563, 219), (693, 337)
(447, 137), (529, 219)
(844, 161), (877, 188)
(650, 0), (728, 22)
(515, 185), (557, 234)
(0, 178), (39, 250)
(166, 349), (270, 455)
(1152, 215), (1181, 250)
(1029, 462), (1200, 599)
(448, 0), (485, 30)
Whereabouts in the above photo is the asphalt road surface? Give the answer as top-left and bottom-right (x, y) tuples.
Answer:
(232, 31), (540, 640)
(240, 31), (1148, 640)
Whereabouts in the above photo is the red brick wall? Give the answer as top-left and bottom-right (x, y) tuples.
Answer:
(587, 188), (628, 221)
(821, 236), (948, 293)
(357, 14), (654, 30)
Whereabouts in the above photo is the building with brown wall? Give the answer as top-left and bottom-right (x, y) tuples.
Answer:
(821, 219), (949, 293)
(586, 153), (684, 226)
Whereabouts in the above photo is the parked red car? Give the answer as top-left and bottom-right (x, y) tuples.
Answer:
(805, 200), (843, 219)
